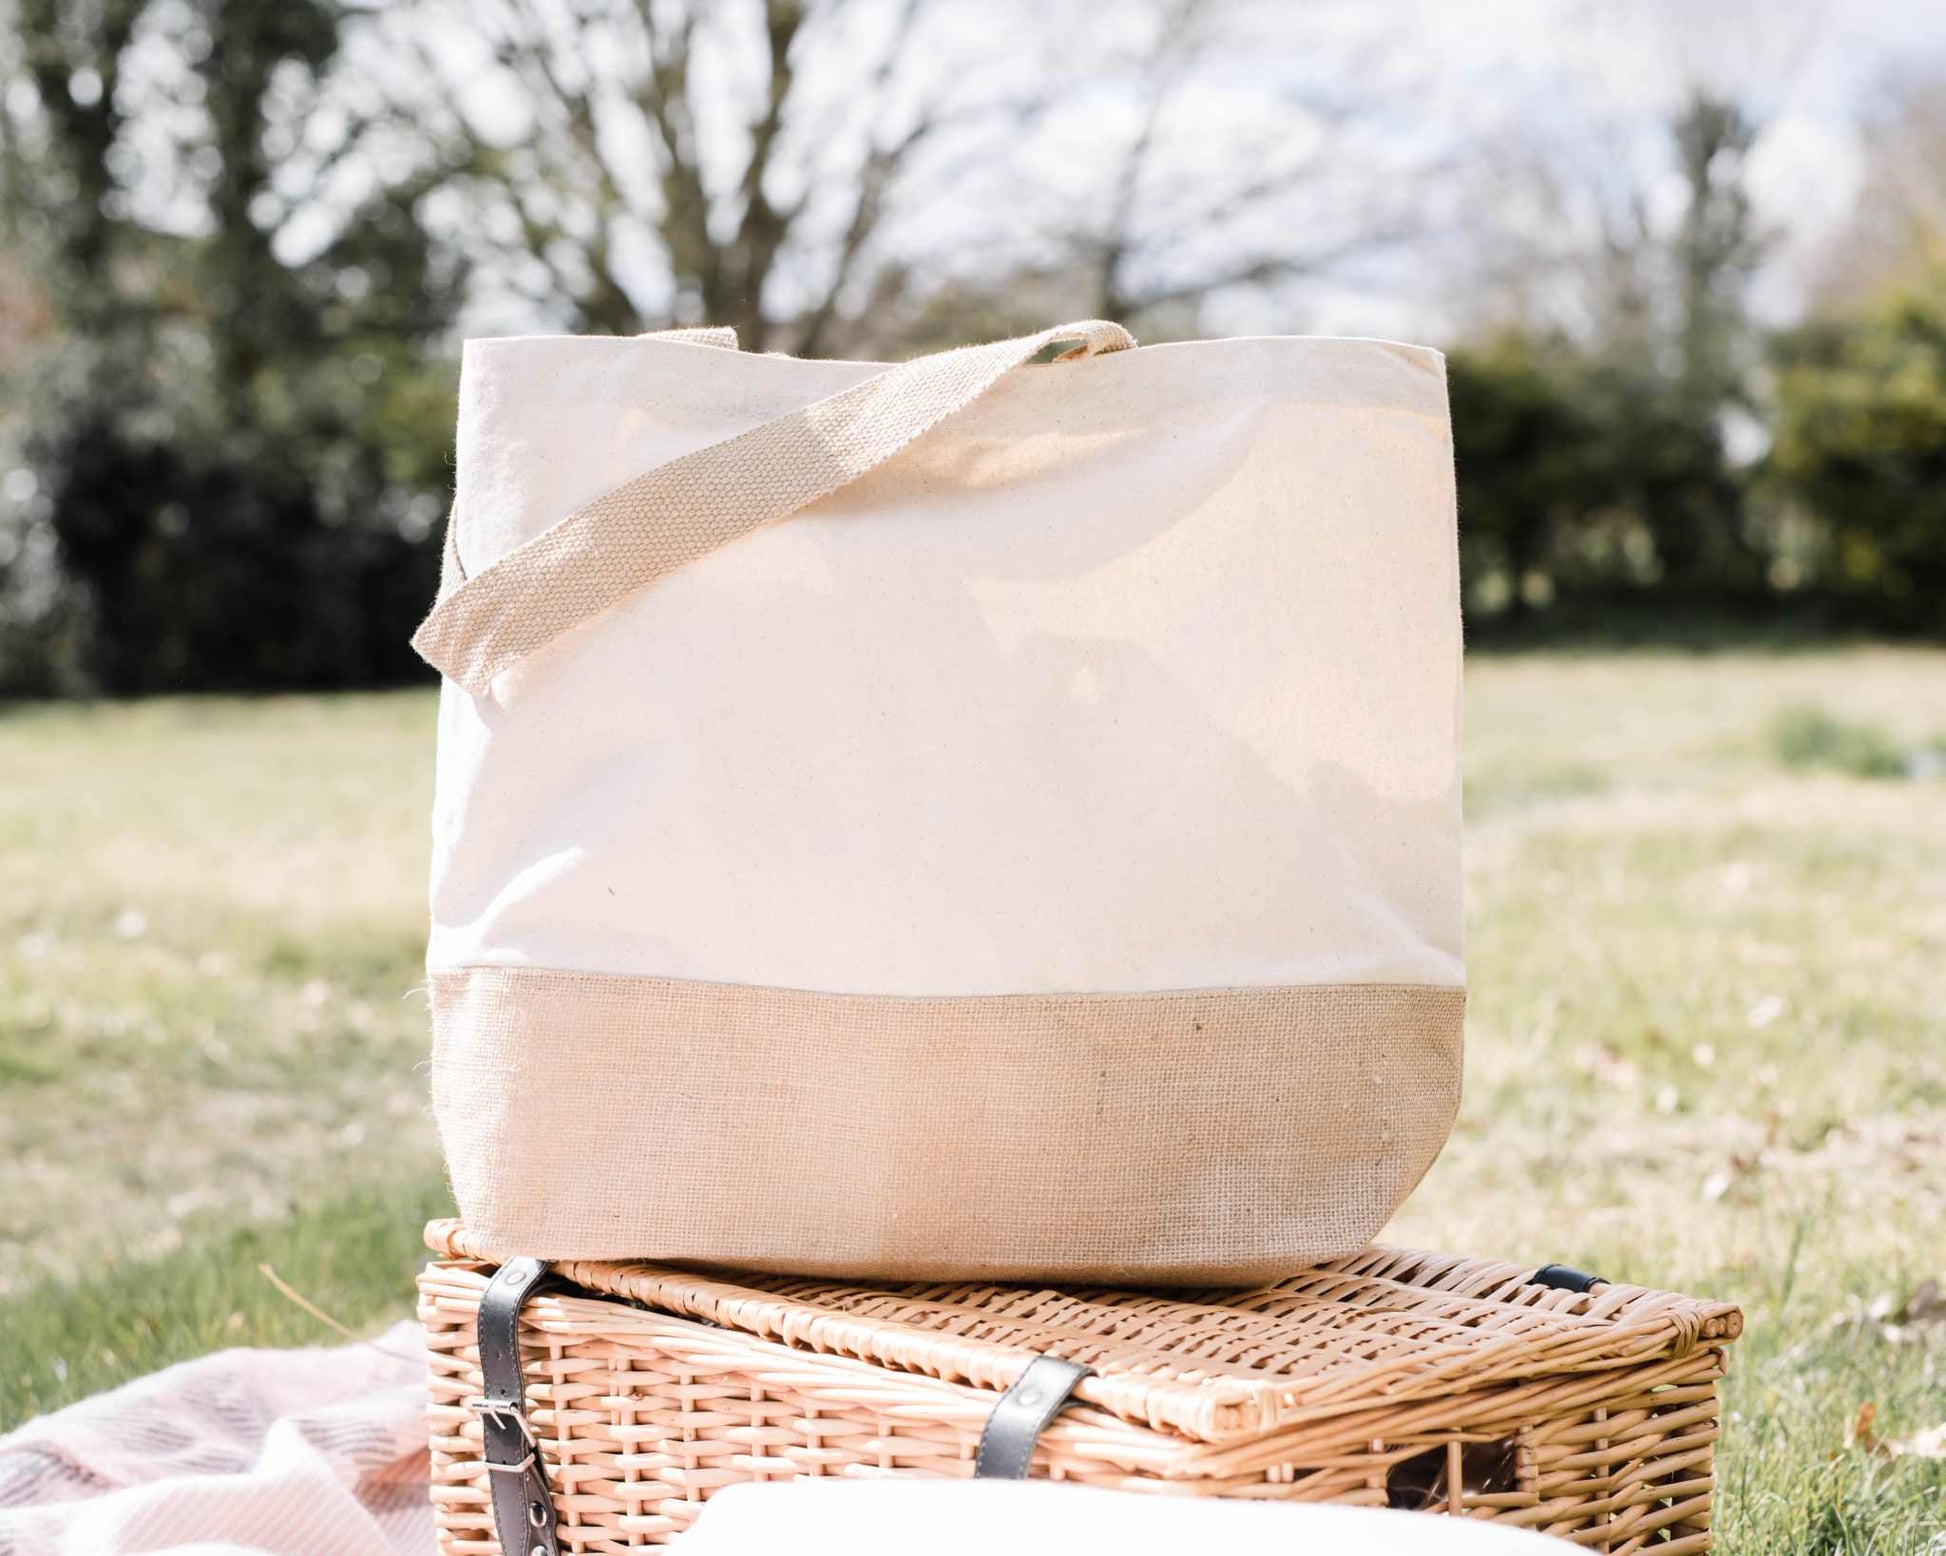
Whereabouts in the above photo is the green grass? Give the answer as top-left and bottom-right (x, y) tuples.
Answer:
(1766, 704), (1919, 779)
(0, 693), (441, 1290)
(3, 653), (1944, 1552)
(0, 1171), (451, 1422)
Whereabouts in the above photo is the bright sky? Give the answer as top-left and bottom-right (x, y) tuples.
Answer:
(1306, 0), (1946, 336)
(309, 0), (1946, 344)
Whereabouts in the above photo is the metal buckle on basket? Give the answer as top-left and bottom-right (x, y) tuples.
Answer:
(467, 1394), (539, 1445)
(468, 1395), (544, 1477)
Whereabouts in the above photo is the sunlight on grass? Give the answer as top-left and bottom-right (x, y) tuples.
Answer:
(0, 693), (441, 1289)
(1766, 704), (1917, 780)
(0, 1172), (452, 1425)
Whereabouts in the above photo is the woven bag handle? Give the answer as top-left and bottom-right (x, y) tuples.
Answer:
(428, 326), (739, 604)
(414, 319), (1136, 694)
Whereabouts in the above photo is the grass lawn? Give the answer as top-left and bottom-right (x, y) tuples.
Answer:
(2, 649), (1943, 1553)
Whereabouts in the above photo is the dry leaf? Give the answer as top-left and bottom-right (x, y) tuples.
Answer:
(1575, 1042), (1637, 1089)
(1849, 1402), (1880, 1452)
(1869, 1279), (1946, 1344)
(1700, 1152), (1758, 1204)
(1900, 1279), (1943, 1326)
(1848, 1403), (1946, 1460)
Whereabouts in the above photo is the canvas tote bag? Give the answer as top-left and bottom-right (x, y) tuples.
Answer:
(414, 320), (1464, 1284)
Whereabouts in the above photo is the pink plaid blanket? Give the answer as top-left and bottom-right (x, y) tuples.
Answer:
(0, 1324), (428, 1556)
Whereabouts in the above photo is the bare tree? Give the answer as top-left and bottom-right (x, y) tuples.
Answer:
(1811, 68), (1946, 311)
(1060, 0), (1429, 328)
(377, 0), (1014, 351)
(372, 0), (1443, 352)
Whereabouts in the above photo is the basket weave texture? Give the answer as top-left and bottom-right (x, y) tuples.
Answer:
(420, 1220), (1741, 1553)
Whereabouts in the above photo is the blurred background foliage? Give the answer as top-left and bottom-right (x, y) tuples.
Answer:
(0, 0), (1943, 696)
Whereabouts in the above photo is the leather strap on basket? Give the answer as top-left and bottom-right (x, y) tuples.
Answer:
(973, 1355), (1095, 1480)
(473, 1256), (560, 1556)
(1531, 1262), (1605, 1293)
(413, 320), (1136, 695)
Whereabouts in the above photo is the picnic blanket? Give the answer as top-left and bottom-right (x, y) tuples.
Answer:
(0, 1328), (1574, 1554)
(0, 1325), (429, 1556)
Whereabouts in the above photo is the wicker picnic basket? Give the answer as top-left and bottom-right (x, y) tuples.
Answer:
(419, 1220), (1741, 1553)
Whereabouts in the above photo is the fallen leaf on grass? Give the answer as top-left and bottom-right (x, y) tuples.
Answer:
(1847, 1403), (1946, 1460)
(1850, 1402), (1881, 1451)
(1827, 1279), (1946, 1343)
(1575, 1042), (1637, 1089)
(1700, 1152), (1759, 1204)
(1900, 1278), (1943, 1325)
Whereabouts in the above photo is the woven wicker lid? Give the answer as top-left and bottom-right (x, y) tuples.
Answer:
(426, 1220), (1740, 1447)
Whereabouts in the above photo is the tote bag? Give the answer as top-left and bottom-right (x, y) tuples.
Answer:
(414, 320), (1463, 1283)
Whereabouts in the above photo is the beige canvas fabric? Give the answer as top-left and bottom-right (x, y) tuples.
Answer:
(420, 322), (1465, 1280)
(415, 321), (1134, 692)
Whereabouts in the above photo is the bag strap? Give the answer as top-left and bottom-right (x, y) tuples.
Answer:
(413, 320), (1135, 695)
(429, 325), (739, 602)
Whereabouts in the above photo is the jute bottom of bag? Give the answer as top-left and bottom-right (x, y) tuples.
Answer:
(420, 1220), (1741, 1552)
(430, 974), (1465, 1282)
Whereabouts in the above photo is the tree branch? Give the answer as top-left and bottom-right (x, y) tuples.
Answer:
(1088, 0), (1207, 319)
(719, 0), (808, 344)
(792, 0), (936, 356)
(635, 2), (719, 322)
